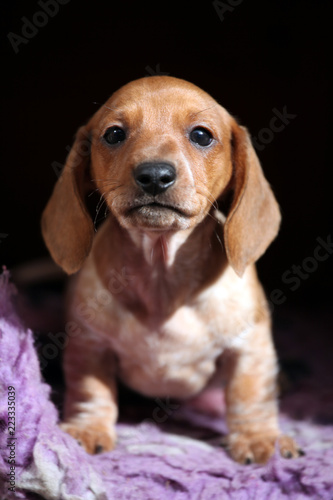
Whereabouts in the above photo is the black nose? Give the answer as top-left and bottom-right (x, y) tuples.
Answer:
(133, 162), (176, 196)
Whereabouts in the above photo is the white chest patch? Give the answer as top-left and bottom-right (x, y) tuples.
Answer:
(112, 305), (224, 398)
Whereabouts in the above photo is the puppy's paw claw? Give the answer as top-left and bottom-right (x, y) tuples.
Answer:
(278, 434), (302, 460)
(226, 432), (301, 465)
(60, 421), (116, 454)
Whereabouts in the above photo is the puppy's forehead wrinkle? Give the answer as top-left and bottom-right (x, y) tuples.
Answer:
(102, 86), (219, 130)
(93, 102), (117, 112)
(100, 105), (144, 130)
(190, 104), (219, 118)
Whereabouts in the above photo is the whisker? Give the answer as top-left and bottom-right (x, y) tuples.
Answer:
(206, 211), (219, 223)
(96, 191), (108, 211)
(103, 204), (110, 219)
(92, 102), (117, 112)
(88, 187), (102, 197)
(192, 104), (218, 117)
(150, 245), (154, 265)
(161, 239), (166, 263)
(88, 180), (123, 199)
(170, 182), (218, 212)
(204, 189), (218, 210)
(214, 230), (224, 252)
(196, 187), (218, 211)
(94, 191), (109, 228)
(89, 182), (122, 199)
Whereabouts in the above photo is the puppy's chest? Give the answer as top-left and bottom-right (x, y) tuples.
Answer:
(73, 260), (255, 397)
(93, 297), (229, 397)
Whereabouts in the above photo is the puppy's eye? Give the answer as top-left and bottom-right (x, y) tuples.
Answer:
(190, 127), (213, 147)
(103, 126), (126, 145)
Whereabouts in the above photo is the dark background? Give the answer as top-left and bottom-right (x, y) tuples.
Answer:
(1, 0), (332, 310)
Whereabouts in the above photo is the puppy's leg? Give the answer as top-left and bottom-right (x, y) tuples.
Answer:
(225, 319), (300, 464)
(60, 325), (118, 454)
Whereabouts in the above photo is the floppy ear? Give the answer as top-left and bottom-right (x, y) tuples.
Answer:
(223, 122), (281, 277)
(41, 125), (94, 274)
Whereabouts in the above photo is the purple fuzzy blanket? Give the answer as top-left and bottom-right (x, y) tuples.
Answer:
(1, 270), (333, 500)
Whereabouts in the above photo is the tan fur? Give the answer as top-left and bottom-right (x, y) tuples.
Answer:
(42, 76), (300, 463)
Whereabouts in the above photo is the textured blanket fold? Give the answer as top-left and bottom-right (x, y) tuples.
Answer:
(0, 270), (333, 499)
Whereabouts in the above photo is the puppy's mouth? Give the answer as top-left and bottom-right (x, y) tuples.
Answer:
(123, 200), (197, 231)
(128, 201), (188, 217)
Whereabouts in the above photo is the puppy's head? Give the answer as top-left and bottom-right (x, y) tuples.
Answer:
(42, 76), (280, 276)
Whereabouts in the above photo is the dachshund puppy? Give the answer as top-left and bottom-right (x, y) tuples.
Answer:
(42, 76), (301, 464)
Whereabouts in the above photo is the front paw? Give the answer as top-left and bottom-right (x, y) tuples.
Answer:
(60, 420), (117, 454)
(225, 432), (303, 464)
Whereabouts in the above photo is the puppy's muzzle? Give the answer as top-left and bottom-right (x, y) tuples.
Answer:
(133, 162), (176, 196)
